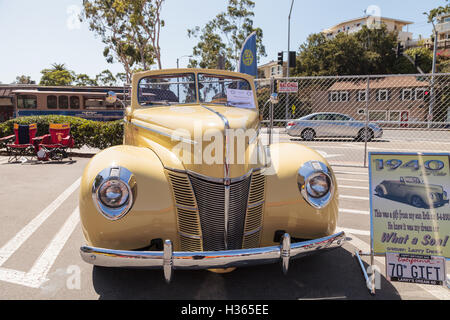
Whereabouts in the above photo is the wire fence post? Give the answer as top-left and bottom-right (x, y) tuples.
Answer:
(269, 77), (274, 145)
(364, 75), (370, 168)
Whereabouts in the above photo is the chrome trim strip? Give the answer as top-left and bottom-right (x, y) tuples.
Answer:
(178, 231), (202, 240)
(80, 231), (346, 282)
(247, 200), (265, 208)
(224, 185), (230, 250)
(165, 167), (258, 184)
(125, 118), (197, 145)
(243, 227), (262, 236)
(175, 203), (197, 211)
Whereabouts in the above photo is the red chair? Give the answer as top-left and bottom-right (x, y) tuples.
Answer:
(0, 123), (38, 162)
(35, 123), (74, 161)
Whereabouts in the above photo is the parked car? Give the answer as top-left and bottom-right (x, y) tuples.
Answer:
(286, 112), (383, 141)
(375, 176), (449, 208)
(79, 68), (345, 282)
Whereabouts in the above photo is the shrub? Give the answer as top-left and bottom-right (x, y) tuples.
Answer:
(0, 115), (123, 149)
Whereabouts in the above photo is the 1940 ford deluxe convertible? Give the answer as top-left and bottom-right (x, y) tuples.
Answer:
(79, 69), (345, 282)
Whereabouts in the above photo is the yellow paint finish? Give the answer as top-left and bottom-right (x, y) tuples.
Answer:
(260, 143), (339, 246)
(79, 145), (179, 250)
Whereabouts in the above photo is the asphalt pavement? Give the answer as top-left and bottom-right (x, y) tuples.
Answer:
(0, 140), (449, 300)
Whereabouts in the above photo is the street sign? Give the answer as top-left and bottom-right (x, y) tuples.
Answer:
(278, 82), (298, 93)
(386, 253), (446, 286)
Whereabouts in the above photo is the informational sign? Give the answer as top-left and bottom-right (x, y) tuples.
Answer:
(386, 253), (446, 285)
(226, 88), (255, 109)
(369, 152), (450, 258)
(278, 82), (298, 93)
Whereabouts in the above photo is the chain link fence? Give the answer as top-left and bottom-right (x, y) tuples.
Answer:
(255, 74), (450, 167)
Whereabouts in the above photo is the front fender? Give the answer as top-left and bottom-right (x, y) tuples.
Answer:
(260, 143), (339, 246)
(79, 145), (178, 250)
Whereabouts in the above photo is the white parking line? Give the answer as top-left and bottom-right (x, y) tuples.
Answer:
(337, 227), (370, 236)
(334, 171), (368, 176)
(339, 195), (369, 201)
(28, 207), (80, 286)
(339, 185), (369, 190)
(345, 233), (450, 300)
(0, 207), (80, 289)
(0, 178), (81, 266)
(339, 208), (370, 215)
(337, 178), (369, 183)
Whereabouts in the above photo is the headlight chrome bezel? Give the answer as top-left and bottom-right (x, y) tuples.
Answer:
(297, 161), (334, 209)
(92, 166), (137, 221)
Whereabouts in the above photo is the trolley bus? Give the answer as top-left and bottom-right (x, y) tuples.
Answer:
(10, 85), (129, 121)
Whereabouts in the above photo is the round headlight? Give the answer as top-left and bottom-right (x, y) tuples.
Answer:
(297, 161), (334, 209)
(99, 179), (129, 208)
(92, 166), (137, 221)
(306, 173), (331, 198)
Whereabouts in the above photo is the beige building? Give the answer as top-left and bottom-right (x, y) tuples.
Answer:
(436, 13), (450, 41)
(310, 76), (431, 127)
(323, 16), (413, 45)
(257, 61), (288, 79)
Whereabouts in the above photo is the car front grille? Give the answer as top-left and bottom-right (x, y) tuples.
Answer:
(167, 169), (265, 251)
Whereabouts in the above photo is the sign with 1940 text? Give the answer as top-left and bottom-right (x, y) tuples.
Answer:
(369, 152), (450, 258)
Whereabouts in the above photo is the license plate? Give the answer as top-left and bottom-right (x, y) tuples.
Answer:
(386, 253), (447, 286)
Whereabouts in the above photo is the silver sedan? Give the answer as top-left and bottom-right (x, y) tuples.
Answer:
(286, 112), (383, 141)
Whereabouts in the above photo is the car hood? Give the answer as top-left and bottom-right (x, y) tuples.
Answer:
(130, 104), (264, 179)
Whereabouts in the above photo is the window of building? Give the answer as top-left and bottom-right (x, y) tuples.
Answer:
(340, 91), (349, 102)
(377, 89), (389, 101)
(415, 88), (427, 100)
(329, 92), (339, 102)
(58, 96), (69, 109)
(389, 111), (401, 121)
(329, 91), (348, 102)
(47, 95), (57, 109)
(357, 91), (366, 102)
(368, 110), (387, 121)
(270, 65), (282, 76)
(70, 96), (80, 109)
(17, 95), (37, 109)
(402, 89), (413, 101)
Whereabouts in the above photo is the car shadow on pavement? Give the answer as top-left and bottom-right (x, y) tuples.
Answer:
(91, 244), (401, 300)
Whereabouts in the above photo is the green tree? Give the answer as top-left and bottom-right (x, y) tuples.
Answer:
(75, 74), (98, 86)
(81, 0), (165, 82)
(14, 75), (36, 84)
(188, 0), (266, 70)
(96, 69), (117, 86)
(293, 25), (417, 76)
(40, 63), (75, 86)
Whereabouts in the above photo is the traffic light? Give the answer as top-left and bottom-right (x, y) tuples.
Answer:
(424, 90), (430, 102)
(277, 52), (283, 66)
(396, 43), (404, 58)
(288, 51), (296, 68)
(414, 54), (420, 68)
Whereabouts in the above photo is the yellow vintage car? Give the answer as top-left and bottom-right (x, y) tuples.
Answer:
(79, 68), (345, 282)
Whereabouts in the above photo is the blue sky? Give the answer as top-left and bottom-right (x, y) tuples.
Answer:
(0, 0), (445, 84)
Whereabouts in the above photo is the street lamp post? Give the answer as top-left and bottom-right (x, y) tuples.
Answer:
(285, 0), (294, 122)
(428, 21), (438, 129)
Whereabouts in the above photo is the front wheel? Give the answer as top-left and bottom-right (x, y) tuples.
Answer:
(410, 195), (426, 208)
(356, 128), (374, 142)
(301, 129), (316, 141)
(375, 185), (387, 197)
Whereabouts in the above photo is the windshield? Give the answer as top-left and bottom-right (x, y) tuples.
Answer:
(402, 177), (421, 184)
(198, 73), (255, 109)
(138, 73), (196, 106)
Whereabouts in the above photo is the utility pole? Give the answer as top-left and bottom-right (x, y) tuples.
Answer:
(429, 21), (438, 129)
(286, 0), (294, 122)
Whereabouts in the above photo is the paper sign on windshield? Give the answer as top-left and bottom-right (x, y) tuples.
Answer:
(226, 89), (255, 109)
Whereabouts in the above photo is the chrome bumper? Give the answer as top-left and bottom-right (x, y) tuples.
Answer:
(80, 231), (346, 283)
